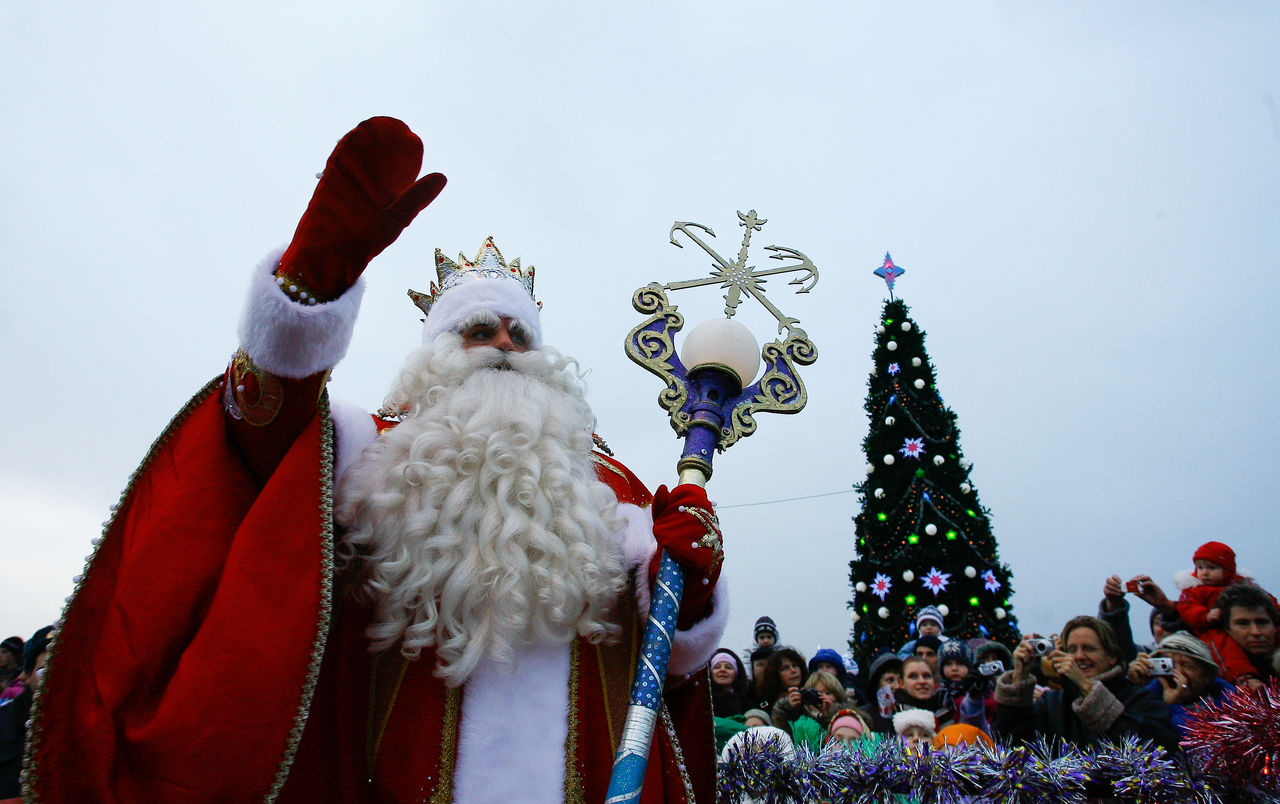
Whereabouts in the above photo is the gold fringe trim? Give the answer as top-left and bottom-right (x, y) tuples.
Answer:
(22, 376), (228, 803)
(265, 391), (337, 803)
(563, 639), (585, 804)
(430, 687), (462, 804)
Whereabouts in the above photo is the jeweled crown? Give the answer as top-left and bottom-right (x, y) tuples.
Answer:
(408, 236), (539, 317)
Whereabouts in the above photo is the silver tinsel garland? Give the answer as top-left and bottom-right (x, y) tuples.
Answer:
(717, 731), (1275, 803)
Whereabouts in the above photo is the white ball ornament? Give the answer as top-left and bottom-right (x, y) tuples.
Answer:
(901, 322), (912, 331)
(887, 340), (898, 351)
(883, 454), (895, 465)
(959, 458), (971, 470)
(933, 455), (944, 465)
(865, 463), (875, 475)
(874, 488), (885, 499)
(960, 482), (971, 494)
(851, 611), (861, 623)
(884, 416), (896, 426)
(995, 608), (1006, 620)
(878, 607), (890, 619)
(938, 604), (950, 617)
(913, 379), (926, 389)
(856, 582), (868, 593)
(924, 524), (937, 536)
(877, 325), (886, 334)
(902, 570), (915, 583)
(912, 357), (922, 367)
(964, 566), (977, 578)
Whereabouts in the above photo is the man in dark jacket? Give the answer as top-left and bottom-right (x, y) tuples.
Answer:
(994, 616), (1178, 752)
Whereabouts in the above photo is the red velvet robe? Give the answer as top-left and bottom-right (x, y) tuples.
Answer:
(27, 379), (716, 803)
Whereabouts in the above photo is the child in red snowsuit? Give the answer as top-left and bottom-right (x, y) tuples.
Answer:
(1176, 541), (1277, 685)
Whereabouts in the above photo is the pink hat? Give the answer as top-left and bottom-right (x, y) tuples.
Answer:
(828, 713), (865, 739)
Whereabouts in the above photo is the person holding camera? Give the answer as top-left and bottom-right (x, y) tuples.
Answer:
(994, 617), (1178, 751)
(770, 670), (848, 750)
(1126, 631), (1231, 741)
(1099, 573), (1186, 661)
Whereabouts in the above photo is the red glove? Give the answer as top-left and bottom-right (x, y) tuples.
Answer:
(276, 116), (447, 302)
(649, 484), (723, 630)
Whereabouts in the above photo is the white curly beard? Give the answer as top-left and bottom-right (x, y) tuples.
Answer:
(335, 334), (627, 687)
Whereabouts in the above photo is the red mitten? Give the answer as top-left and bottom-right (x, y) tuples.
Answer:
(649, 484), (724, 630)
(276, 116), (447, 302)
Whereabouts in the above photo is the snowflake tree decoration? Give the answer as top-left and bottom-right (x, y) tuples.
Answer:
(888, 362), (900, 375)
(922, 567), (951, 596)
(899, 437), (926, 459)
(982, 569), (1001, 593)
(871, 573), (893, 600)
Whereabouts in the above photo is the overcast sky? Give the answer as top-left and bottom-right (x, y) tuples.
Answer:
(4, 3), (1279, 667)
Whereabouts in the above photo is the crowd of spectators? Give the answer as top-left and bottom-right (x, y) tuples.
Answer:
(8, 542), (1280, 793)
(0, 626), (51, 801)
(713, 541), (1279, 766)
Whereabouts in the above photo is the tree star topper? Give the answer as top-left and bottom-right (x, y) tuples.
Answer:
(874, 252), (905, 300)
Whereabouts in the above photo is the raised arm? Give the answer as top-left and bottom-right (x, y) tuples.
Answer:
(225, 117), (445, 482)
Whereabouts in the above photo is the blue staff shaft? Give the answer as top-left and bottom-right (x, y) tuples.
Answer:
(604, 466), (707, 804)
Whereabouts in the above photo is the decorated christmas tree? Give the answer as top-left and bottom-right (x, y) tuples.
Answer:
(848, 255), (1020, 666)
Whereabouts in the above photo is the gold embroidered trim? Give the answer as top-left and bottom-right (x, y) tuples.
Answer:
(430, 687), (462, 804)
(266, 391), (337, 803)
(660, 704), (696, 803)
(273, 268), (322, 305)
(563, 639), (585, 804)
(590, 452), (627, 480)
(23, 376), (226, 802)
(227, 349), (286, 427)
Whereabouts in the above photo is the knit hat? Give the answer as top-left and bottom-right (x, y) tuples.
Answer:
(1, 636), (22, 662)
(916, 606), (944, 632)
(808, 648), (849, 686)
(914, 634), (943, 653)
(866, 652), (904, 690)
(1193, 541), (1237, 578)
(24, 626), (53, 676)
(742, 708), (772, 727)
(892, 708), (936, 737)
(710, 650), (738, 669)
(753, 616), (778, 640)
(827, 711), (867, 742)
(932, 723), (994, 749)
(938, 638), (975, 669)
(1153, 632), (1219, 674)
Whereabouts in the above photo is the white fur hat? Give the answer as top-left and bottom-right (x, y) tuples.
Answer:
(411, 238), (542, 347)
(892, 708), (937, 736)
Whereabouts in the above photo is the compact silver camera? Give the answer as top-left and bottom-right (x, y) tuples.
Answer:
(1148, 657), (1175, 677)
(1027, 638), (1055, 656)
(977, 660), (1004, 677)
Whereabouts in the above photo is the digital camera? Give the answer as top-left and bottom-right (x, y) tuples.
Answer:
(799, 687), (823, 707)
(1148, 657), (1175, 677)
(1028, 638), (1055, 656)
(978, 660), (1005, 677)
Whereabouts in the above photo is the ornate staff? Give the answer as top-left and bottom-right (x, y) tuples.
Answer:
(606, 210), (819, 802)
